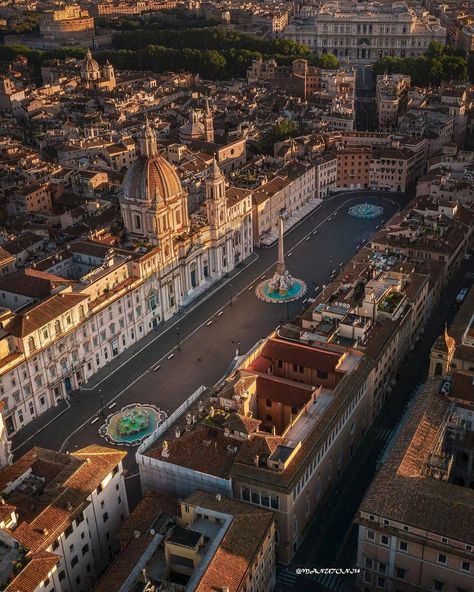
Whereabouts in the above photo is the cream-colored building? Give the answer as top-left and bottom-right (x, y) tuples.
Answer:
(0, 121), (253, 436)
(81, 50), (116, 92)
(283, 0), (445, 64)
(252, 161), (316, 244)
(0, 445), (128, 592)
(376, 74), (411, 131)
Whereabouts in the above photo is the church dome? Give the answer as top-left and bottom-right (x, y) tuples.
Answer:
(179, 109), (205, 143)
(82, 49), (100, 75)
(122, 155), (182, 204)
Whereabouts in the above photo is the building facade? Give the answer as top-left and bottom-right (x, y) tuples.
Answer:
(283, 1), (446, 64)
(0, 445), (128, 592)
(0, 122), (253, 436)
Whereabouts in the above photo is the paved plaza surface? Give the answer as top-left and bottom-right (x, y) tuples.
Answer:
(13, 191), (408, 497)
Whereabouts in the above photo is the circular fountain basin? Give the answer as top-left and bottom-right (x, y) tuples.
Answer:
(100, 403), (166, 446)
(255, 278), (307, 303)
(348, 203), (384, 219)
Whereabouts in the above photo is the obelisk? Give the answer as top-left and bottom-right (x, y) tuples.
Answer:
(276, 215), (285, 276)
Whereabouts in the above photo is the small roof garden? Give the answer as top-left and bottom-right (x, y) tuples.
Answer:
(378, 290), (404, 314)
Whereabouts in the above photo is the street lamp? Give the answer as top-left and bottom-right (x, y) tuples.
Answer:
(176, 326), (181, 351)
(98, 389), (105, 419)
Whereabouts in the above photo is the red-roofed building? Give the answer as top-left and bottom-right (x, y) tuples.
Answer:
(0, 445), (128, 592)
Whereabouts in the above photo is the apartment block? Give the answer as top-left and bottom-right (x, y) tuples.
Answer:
(376, 74), (411, 131)
(0, 445), (128, 592)
(93, 490), (276, 592)
(355, 378), (474, 592)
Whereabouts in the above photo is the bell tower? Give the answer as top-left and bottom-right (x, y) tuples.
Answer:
(206, 158), (226, 236)
(203, 97), (214, 143)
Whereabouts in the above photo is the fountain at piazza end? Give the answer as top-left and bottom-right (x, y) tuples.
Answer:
(100, 403), (166, 446)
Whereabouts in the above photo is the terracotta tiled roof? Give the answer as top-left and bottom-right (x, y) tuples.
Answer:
(5, 551), (60, 592)
(0, 269), (74, 299)
(448, 372), (474, 405)
(358, 379), (474, 542)
(222, 413), (261, 435)
(117, 490), (177, 548)
(149, 426), (239, 479)
(185, 491), (274, 592)
(5, 293), (88, 338)
(2, 446), (125, 554)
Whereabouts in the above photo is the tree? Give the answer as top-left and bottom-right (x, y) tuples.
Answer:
(317, 52), (340, 69)
(468, 52), (474, 83)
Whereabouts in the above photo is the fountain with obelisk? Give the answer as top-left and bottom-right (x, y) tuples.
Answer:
(255, 215), (307, 303)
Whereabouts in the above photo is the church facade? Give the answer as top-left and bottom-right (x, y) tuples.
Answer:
(81, 49), (116, 91)
(119, 120), (254, 322)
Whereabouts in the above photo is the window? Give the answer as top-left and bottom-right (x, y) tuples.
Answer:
(65, 524), (73, 538)
(377, 577), (385, 588)
(71, 555), (79, 568)
(367, 530), (375, 540)
(59, 570), (66, 581)
(399, 541), (408, 551)
(96, 484), (103, 495)
(82, 543), (89, 556)
(103, 512), (109, 522)
(378, 562), (386, 574)
(381, 535), (389, 545)
(461, 561), (470, 572)
(75, 575), (81, 585)
(365, 557), (373, 569)
(433, 581), (444, 592)
(438, 554), (447, 564)
(395, 567), (406, 579)
(266, 399), (272, 407)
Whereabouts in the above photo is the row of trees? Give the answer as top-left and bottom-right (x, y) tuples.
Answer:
(0, 31), (339, 81)
(115, 27), (314, 57)
(373, 42), (473, 86)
